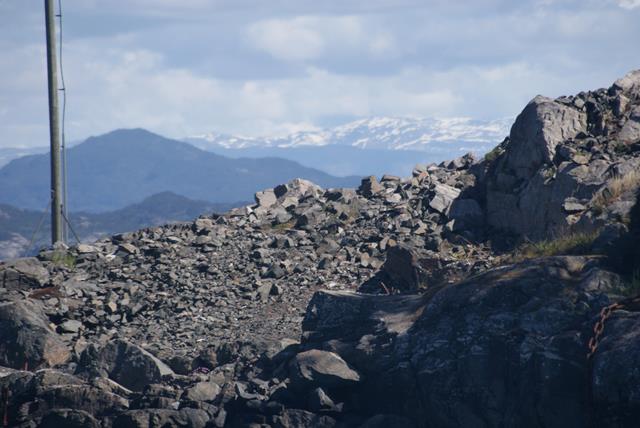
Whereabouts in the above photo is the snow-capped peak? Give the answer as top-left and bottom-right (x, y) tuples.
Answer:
(185, 116), (513, 152)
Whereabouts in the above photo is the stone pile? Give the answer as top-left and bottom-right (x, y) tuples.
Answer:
(485, 70), (640, 240)
(1, 71), (640, 427)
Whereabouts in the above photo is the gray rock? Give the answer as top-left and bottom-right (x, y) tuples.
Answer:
(619, 105), (640, 143)
(37, 384), (129, 417)
(256, 283), (278, 301)
(380, 174), (400, 183)
(301, 257), (626, 426)
(380, 245), (423, 292)
(0, 257), (49, 291)
(0, 69), (638, 427)
(183, 381), (221, 402)
(274, 183), (290, 198)
(359, 176), (383, 198)
(287, 178), (323, 198)
(289, 349), (360, 390)
(428, 184), (460, 215)
(77, 340), (174, 392)
(487, 158), (609, 239)
(562, 198), (587, 213)
(308, 387), (341, 413)
(59, 319), (83, 334)
(255, 189), (277, 208)
(504, 95), (586, 179)
(0, 300), (70, 369)
(611, 69), (640, 98)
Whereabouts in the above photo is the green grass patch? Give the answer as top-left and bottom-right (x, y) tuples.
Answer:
(267, 220), (297, 231)
(51, 250), (76, 269)
(592, 170), (640, 214)
(484, 145), (504, 163)
(511, 231), (600, 262)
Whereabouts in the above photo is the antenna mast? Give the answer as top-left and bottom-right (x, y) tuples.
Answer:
(44, 0), (64, 245)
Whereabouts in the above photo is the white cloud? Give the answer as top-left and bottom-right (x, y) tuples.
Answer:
(0, 33), (626, 147)
(1, 37), (466, 141)
(617, 0), (640, 8)
(245, 15), (393, 62)
(247, 17), (326, 61)
(368, 32), (396, 56)
(1, 1), (640, 148)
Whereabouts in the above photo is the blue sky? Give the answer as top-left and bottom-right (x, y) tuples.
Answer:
(1, 0), (639, 147)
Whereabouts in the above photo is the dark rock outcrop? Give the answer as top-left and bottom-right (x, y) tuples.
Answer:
(77, 340), (174, 392)
(0, 300), (70, 370)
(485, 70), (640, 240)
(299, 257), (634, 427)
(288, 349), (360, 391)
(0, 257), (49, 291)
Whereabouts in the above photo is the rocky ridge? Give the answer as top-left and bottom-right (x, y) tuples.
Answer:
(1, 71), (640, 427)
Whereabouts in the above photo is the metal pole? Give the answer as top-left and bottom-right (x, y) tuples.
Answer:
(45, 0), (63, 245)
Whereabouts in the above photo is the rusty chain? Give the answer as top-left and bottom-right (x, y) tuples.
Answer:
(587, 302), (623, 359)
(587, 296), (640, 359)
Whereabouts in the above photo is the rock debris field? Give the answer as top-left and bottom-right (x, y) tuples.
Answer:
(2, 70), (640, 427)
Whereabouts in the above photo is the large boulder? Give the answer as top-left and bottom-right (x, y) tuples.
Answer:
(255, 189), (277, 208)
(486, 158), (615, 239)
(77, 340), (174, 392)
(277, 178), (322, 199)
(503, 96), (587, 180)
(36, 384), (129, 417)
(182, 381), (221, 402)
(0, 258), (50, 291)
(0, 300), (70, 369)
(358, 176), (383, 198)
(611, 69), (640, 99)
(300, 257), (636, 426)
(289, 349), (360, 390)
(484, 71), (640, 239)
(378, 245), (423, 292)
(618, 105), (640, 143)
(0, 369), (128, 426)
(428, 183), (460, 215)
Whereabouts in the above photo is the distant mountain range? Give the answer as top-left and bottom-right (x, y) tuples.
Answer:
(0, 117), (512, 257)
(0, 128), (359, 212)
(0, 146), (47, 168)
(185, 116), (512, 176)
(0, 191), (243, 260)
(0, 117), (512, 182)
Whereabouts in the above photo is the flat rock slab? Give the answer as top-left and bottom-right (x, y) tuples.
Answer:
(77, 340), (174, 392)
(289, 349), (360, 390)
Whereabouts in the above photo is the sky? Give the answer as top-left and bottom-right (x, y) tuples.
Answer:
(0, 0), (639, 147)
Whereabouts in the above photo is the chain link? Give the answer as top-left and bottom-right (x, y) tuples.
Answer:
(587, 296), (640, 359)
(587, 302), (623, 359)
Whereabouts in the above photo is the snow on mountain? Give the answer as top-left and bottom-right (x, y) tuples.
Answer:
(186, 116), (513, 153)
